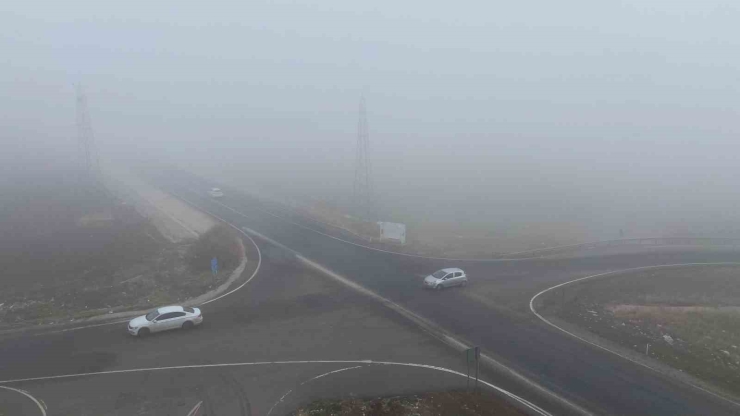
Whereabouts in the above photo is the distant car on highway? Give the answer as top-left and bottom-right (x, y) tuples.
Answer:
(128, 305), (203, 336)
(208, 187), (224, 198)
(423, 268), (468, 290)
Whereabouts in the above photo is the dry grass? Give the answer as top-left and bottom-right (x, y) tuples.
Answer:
(608, 304), (740, 363)
(543, 265), (740, 396)
(297, 199), (588, 257)
(293, 391), (525, 416)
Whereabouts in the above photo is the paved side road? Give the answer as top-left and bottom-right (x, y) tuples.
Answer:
(0, 247), (545, 415)
(154, 171), (740, 416)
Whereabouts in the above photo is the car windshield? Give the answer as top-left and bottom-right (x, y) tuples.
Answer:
(432, 270), (447, 279)
(145, 311), (159, 321)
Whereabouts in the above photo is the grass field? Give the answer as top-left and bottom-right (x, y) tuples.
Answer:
(539, 265), (740, 397)
(0, 168), (235, 325)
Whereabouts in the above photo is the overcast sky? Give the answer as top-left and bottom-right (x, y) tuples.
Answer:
(2, 1), (739, 237)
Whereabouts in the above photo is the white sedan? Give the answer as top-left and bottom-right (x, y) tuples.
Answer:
(208, 187), (224, 198)
(128, 306), (203, 336)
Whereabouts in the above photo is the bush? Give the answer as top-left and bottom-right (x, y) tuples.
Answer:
(187, 224), (241, 272)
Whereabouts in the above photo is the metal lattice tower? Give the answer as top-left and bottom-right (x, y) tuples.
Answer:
(353, 96), (373, 220)
(76, 84), (99, 174)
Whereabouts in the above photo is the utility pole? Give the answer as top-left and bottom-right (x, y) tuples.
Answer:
(353, 96), (373, 220)
(76, 84), (99, 175)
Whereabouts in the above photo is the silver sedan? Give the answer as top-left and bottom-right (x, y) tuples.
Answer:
(423, 268), (468, 290)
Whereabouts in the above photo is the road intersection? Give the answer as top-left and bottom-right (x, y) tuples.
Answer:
(3, 170), (740, 415)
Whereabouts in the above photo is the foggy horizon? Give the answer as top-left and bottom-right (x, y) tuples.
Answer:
(3, 0), (740, 240)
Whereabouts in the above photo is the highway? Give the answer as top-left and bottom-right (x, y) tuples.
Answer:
(2, 168), (740, 415)
(152, 169), (740, 416)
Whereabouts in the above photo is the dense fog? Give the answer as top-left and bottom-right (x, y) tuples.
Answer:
(3, 1), (739, 240)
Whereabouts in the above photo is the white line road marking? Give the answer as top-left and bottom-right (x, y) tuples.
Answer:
(300, 365), (364, 385)
(296, 254), (592, 415)
(268, 365), (364, 416)
(266, 388), (293, 416)
(199, 220), (261, 306)
(0, 360), (552, 416)
(186, 400), (203, 416)
(174, 190), (590, 416)
(0, 385), (47, 416)
(0, 360), (367, 385)
(530, 262), (740, 409)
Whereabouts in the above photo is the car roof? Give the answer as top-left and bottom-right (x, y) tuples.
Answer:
(157, 305), (184, 314)
(439, 268), (464, 273)
(211, 187), (221, 190)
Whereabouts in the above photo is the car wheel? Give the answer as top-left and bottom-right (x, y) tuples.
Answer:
(461, 280), (468, 287)
(435, 284), (443, 291)
(138, 328), (150, 337)
(182, 321), (194, 330)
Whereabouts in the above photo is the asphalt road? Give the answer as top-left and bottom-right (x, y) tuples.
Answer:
(3, 168), (740, 416)
(148, 169), (740, 416)
(0, 245), (495, 415)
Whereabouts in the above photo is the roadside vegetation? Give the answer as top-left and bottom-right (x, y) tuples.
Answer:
(0, 171), (239, 327)
(187, 224), (241, 271)
(292, 390), (526, 416)
(278, 196), (587, 258)
(539, 265), (740, 397)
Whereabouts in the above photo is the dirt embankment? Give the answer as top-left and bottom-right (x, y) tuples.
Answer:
(0, 170), (239, 327)
(292, 390), (526, 416)
(538, 265), (740, 397)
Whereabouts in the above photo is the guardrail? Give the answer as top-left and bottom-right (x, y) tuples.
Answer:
(502, 237), (740, 259)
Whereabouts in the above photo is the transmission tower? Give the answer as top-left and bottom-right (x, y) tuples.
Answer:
(75, 84), (99, 174)
(353, 96), (373, 220)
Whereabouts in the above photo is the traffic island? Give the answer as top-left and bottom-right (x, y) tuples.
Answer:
(536, 264), (740, 400)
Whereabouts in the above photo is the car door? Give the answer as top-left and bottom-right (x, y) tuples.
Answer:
(152, 312), (175, 332)
(162, 312), (187, 331)
(169, 312), (187, 329)
(453, 271), (464, 286)
(441, 273), (453, 287)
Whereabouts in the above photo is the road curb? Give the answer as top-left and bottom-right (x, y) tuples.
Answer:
(530, 262), (740, 410)
(0, 236), (249, 337)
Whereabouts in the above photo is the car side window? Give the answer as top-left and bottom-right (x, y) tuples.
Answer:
(156, 312), (175, 321)
(455, 272), (462, 278)
(170, 312), (186, 319)
(443, 274), (451, 280)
